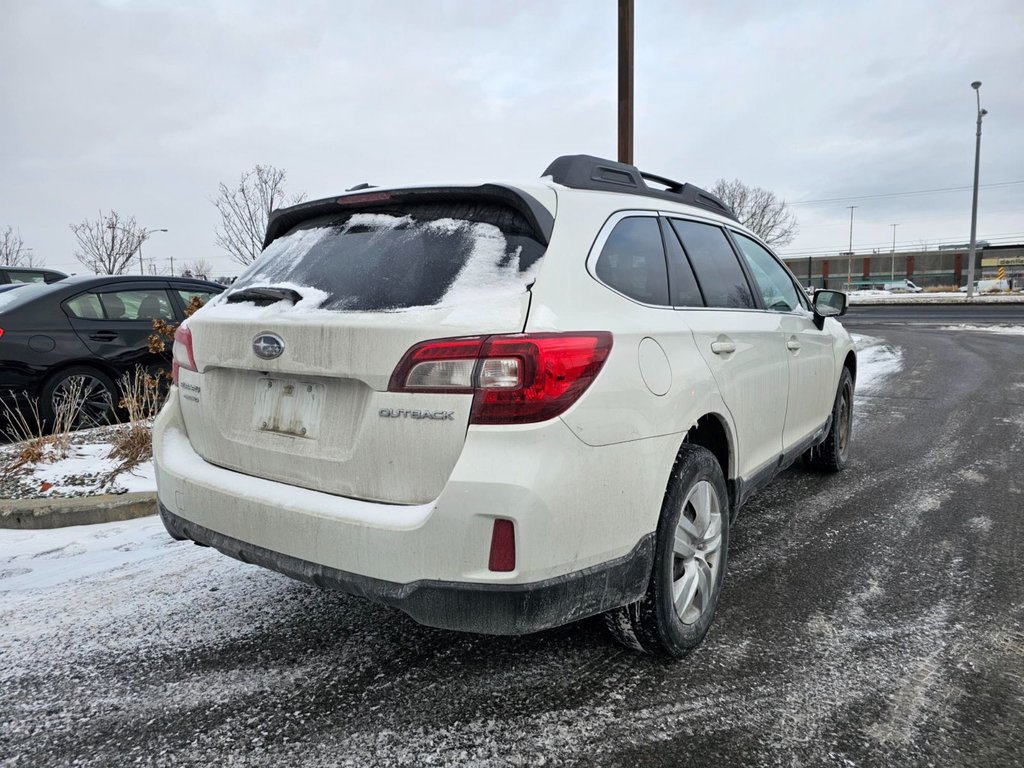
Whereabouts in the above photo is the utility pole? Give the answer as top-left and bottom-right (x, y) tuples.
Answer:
(618, 0), (634, 164)
(890, 223), (899, 280)
(966, 81), (987, 299)
(846, 205), (857, 290)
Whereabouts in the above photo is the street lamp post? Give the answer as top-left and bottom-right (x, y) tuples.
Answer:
(890, 223), (899, 280)
(966, 81), (987, 299)
(845, 205), (857, 290)
(139, 228), (168, 275)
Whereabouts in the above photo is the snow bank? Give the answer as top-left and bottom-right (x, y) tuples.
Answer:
(851, 334), (903, 394)
(937, 324), (1024, 336)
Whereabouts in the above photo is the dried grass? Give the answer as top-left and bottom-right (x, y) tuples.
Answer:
(923, 284), (960, 293)
(1, 380), (83, 472)
(105, 367), (166, 478)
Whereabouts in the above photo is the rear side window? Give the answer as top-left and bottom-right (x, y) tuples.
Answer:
(228, 202), (546, 312)
(175, 289), (218, 312)
(659, 218), (704, 307)
(593, 217), (669, 306)
(7, 271), (47, 284)
(65, 293), (104, 319)
(99, 290), (175, 321)
(669, 220), (755, 309)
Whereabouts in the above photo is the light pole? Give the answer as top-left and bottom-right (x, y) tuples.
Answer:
(139, 228), (168, 275)
(890, 223), (899, 280)
(845, 205), (857, 290)
(966, 81), (987, 299)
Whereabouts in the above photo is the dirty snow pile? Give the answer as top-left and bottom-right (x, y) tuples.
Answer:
(851, 334), (903, 394)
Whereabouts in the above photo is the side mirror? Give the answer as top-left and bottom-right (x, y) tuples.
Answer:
(812, 289), (847, 329)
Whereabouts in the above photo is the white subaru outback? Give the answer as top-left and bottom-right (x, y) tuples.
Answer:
(154, 154), (855, 658)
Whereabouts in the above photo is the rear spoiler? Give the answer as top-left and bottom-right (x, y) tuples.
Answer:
(263, 184), (555, 249)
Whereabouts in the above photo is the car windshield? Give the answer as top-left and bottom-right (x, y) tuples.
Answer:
(227, 202), (547, 312)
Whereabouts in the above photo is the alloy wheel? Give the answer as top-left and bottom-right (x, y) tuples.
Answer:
(671, 480), (723, 625)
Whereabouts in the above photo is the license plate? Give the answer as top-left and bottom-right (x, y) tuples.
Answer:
(253, 378), (324, 438)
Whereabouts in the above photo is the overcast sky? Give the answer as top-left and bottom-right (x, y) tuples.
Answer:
(2, 0), (1022, 277)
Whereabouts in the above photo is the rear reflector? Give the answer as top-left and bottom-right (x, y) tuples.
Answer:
(388, 332), (612, 424)
(171, 325), (197, 385)
(488, 519), (516, 572)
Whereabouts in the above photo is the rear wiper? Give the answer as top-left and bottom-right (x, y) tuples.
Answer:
(225, 286), (303, 306)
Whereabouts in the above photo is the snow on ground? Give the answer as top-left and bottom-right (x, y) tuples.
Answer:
(851, 333), (903, 394)
(847, 290), (1023, 304)
(0, 514), (172, 591)
(937, 324), (1024, 336)
(0, 424), (155, 500)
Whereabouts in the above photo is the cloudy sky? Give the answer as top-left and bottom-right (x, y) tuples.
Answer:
(2, 0), (1022, 277)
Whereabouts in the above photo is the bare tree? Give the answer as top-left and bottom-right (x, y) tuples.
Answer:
(182, 258), (214, 279)
(1, 226), (42, 267)
(710, 179), (799, 247)
(213, 164), (305, 266)
(70, 211), (149, 275)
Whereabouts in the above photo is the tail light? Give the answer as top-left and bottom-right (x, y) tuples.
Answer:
(171, 325), (197, 384)
(389, 332), (612, 425)
(0, 328), (4, 340)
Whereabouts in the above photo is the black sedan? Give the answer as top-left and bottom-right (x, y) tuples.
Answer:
(0, 275), (222, 429)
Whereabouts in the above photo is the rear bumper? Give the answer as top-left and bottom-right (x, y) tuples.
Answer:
(154, 387), (677, 633)
(160, 501), (653, 635)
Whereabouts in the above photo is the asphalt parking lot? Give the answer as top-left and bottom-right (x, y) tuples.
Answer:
(2, 310), (1022, 767)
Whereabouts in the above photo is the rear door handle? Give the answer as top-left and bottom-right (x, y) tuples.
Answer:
(88, 331), (118, 341)
(710, 341), (736, 355)
(786, 338), (801, 351)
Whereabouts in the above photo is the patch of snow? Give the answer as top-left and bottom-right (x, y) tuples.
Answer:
(848, 291), (1023, 305)
(851, 334), (903, 394)
(937, 324), (1024, 336)
(528, 304), (560, 331)
(0, 516), (175, 592)
(19, 443), (155, 497)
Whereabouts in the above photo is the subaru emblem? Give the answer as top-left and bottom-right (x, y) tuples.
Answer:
(253, 332), (284, 360)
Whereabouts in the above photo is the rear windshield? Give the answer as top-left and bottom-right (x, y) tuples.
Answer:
(0, 282), (53, 314)
(227, 202), (547, 312)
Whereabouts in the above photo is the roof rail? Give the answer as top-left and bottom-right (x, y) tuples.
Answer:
(541, 154), (738, 222)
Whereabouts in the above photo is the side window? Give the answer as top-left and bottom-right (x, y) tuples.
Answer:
(174, 289), (218, 312)
(731, 233), (800, 312)
(659, 218), (705, 307)
(594, 216), (669, 306)
(64, 293), (104, 319)
(669, 220), (755, 309)
(98, 289), (175, 321)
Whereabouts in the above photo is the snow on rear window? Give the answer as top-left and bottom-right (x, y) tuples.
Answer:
(226, 203), (546, 313)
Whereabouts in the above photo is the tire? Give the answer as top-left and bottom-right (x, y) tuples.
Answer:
(604, 444), (730, 658)
(40, 366), (119, 431)
(806, 367), (854, 472)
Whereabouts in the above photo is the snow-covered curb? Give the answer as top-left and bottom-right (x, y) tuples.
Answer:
(0, 492), (156, 530)
(847, 291), (1024, 305)
(937, 324), (1024, 335)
